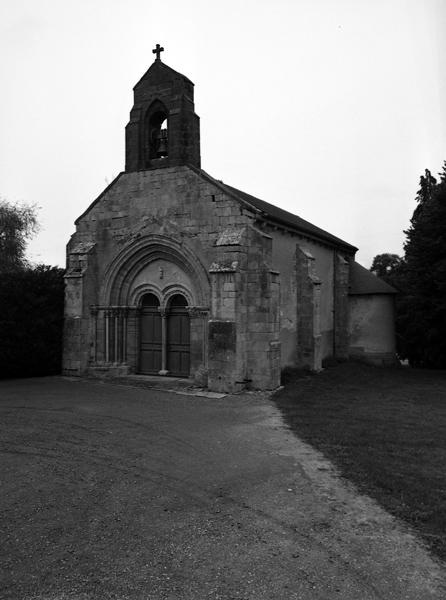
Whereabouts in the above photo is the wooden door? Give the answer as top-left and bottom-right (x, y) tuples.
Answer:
(139, 294), (162, 374)
(167, 295), (190, 377)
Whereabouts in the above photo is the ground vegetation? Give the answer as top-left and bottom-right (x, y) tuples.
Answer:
(277, 363), (446, 561)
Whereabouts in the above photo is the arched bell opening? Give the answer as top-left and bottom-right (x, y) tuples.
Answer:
(144, 100), (168, 165)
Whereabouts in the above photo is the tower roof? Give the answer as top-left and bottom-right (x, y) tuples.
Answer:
(134, 59), (194, 91)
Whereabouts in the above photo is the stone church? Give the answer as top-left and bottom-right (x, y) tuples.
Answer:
(63, 47), (396, 392)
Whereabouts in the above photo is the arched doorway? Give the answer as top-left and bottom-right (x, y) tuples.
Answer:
(139, 293), (162, 374)
(166, 294), (190, 376)
(99, 234), (210, 378)
(138, 292), (190, 377)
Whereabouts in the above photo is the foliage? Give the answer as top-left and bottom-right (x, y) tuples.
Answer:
(399, 165), (446, 367)
(371, 163), (446, 367)
(0, 266), (65, 378)
(370, 253), (404, 288)
(0, 199), (39, 273)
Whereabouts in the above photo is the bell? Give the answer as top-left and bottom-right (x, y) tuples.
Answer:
(157, 129), (168, 157)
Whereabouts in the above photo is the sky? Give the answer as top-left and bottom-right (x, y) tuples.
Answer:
(1, 0), (445, 269)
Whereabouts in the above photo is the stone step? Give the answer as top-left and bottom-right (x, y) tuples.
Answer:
(102, 374), (226, 399)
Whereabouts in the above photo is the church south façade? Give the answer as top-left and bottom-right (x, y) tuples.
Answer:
(63, 47), (397, 393)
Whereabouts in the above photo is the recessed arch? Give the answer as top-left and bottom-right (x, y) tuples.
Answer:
(130, 283), (163, 307)
(161, 284), (193, 310)
(101, 234), (210, 307)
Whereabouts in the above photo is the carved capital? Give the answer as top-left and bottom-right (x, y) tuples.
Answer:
(209, 261), (239, 273)
(187, 306), (210, 318)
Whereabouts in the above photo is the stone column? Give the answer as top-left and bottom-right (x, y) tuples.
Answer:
(121, 308), (129, 363)
(104, 309), (111, 363)
(113, 308), (119, 364)
(90, 306), (99, 363)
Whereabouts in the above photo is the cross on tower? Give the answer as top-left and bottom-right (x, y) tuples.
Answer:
(152, 44), (164, 61)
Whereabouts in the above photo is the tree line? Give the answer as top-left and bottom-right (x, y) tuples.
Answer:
(371, 162), (446, 368)
(0, 200), (64, 378)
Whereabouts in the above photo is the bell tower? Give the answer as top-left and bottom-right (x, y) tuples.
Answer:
(125, 45), (201, 171)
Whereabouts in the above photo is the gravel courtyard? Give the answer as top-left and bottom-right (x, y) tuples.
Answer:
(1, 377), (445, 599)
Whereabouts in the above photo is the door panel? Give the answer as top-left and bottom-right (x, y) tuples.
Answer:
(167, 312), (190, 376)
(140, 309), (162, 374)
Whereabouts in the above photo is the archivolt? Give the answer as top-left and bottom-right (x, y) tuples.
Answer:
(100, 234), (210, 306)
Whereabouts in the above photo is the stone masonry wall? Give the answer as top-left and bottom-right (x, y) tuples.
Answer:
(64, 166), (269, 391)
(267, 227), (337, 366)
(205, 224), (281, 392)
(64, 165), (353, 389)
(245, 228), (281, 389)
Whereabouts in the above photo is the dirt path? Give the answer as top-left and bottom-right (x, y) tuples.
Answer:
(0, 377), (445, 599)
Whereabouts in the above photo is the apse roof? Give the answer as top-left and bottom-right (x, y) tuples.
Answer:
(349, 261), (397, 295)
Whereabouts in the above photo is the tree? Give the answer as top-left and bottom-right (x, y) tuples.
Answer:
(370, 253), (404, 287)
(0, 199), (39, 273)
(370, 163), (446, 367)
(399, 164), (446, 367)
(0, 200), (65, 377)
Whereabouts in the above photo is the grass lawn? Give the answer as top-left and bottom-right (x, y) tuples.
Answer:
(274, 362), (446, 562)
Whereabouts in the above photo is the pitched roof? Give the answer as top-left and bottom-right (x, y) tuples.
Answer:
(134, 60), (194, 90)
(197, 169), (357, 253)
(349, 261), (397, 295)
(75, 166), (358, 255)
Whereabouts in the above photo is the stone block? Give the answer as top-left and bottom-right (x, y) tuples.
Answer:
(208, 321), (236, 358)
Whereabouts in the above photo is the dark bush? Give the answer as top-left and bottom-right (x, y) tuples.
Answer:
(0, 266), (64, 378)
